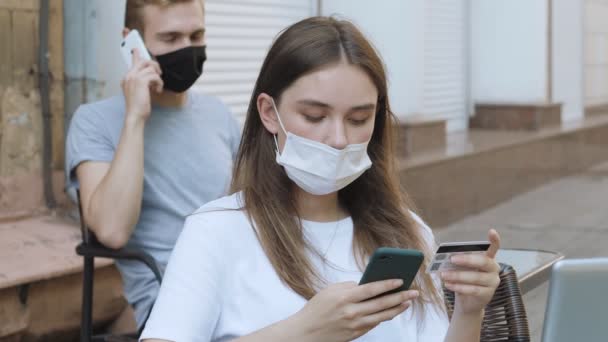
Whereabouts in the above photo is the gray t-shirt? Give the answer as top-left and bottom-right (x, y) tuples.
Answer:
(65, 92), (240, 326)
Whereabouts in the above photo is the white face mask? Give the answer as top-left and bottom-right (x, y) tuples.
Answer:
(271, 99), (372, 195)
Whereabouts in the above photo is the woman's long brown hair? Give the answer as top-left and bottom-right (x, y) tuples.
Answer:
(230, 16), (444, 314)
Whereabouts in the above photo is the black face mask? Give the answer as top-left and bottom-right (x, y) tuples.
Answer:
(155, 45), (206, 93)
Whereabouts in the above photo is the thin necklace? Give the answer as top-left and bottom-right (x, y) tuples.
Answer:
(321, 215), (341, 261)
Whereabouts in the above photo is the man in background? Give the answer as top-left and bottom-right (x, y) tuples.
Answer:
(65, 0), (240, 328)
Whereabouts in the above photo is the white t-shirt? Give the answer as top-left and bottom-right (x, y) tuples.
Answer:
(140, 193), (449, 341)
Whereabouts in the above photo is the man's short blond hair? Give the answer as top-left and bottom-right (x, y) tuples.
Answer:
(124, 0), (204, 33)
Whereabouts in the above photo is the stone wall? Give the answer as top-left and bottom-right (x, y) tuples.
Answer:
(0, 0), (66, 218)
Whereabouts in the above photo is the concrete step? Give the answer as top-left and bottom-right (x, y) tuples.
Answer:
(399, 113), (608, 227)
(0, 215), (125, 341)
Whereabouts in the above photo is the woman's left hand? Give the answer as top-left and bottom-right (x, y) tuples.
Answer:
(440, 229), (501, 315)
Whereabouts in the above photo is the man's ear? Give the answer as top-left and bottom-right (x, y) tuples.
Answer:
(257, 93), (280, 135)
(122, 28), (130, 39)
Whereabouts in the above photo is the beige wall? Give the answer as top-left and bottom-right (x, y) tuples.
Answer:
(584, 0), (608, 108)
(0, 0), (65, 215)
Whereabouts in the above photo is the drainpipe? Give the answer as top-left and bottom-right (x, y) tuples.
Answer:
(38, 0), (56, 208)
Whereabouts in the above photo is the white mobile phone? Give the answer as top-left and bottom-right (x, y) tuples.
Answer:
(427, 241), (491, 273)
(120, 29), (152, 69)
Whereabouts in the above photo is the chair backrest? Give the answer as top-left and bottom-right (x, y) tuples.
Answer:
(74, 189), (162, 341)
(76, 189), (91, 244)
(541, 258), (608, 342)
(75, 189), (96, 342)
(444, 263), (530, 342)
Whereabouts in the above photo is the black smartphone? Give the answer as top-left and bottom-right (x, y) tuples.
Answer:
(359, 247), (424, 297)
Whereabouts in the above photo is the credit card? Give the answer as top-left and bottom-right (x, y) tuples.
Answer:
(427, 241), (491, 273)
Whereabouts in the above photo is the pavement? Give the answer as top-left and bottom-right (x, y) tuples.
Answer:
(434, 161), (608, 341)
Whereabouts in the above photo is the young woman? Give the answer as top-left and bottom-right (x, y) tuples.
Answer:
(141, 16), (501, 342)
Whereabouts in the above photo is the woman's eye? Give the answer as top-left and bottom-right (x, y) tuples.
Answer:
(350, 117), (370, 126)
(303, 114), (324, 123)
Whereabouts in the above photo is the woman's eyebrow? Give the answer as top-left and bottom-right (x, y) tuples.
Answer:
(296, 99), (332, 109)
(296, 100), (375, 111)
(350, 103), (375, 111)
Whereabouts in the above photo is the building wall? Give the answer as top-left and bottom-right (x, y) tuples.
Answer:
(584, 0), (608, 108)
(82, 0), (127, 101)
(0, 0), (65, 216)
(322, 0), (470, 132)
(423, 0), (469, 132)
(471, 0), (549, 103)
(195, 0), (317, 122)
(552, 0), (584, 121)
(321, 0), (419, 122)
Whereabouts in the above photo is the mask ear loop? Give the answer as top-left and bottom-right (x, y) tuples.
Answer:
(273, 134), (280, 154)
(270, 98), (288, 154)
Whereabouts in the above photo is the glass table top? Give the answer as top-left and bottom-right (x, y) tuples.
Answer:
(496, 248), (564, 293)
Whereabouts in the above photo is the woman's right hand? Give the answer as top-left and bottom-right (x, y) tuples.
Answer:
(290, 279), (419, 342)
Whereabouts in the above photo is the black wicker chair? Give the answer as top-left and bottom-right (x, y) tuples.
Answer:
(444, 263), (531, 342)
